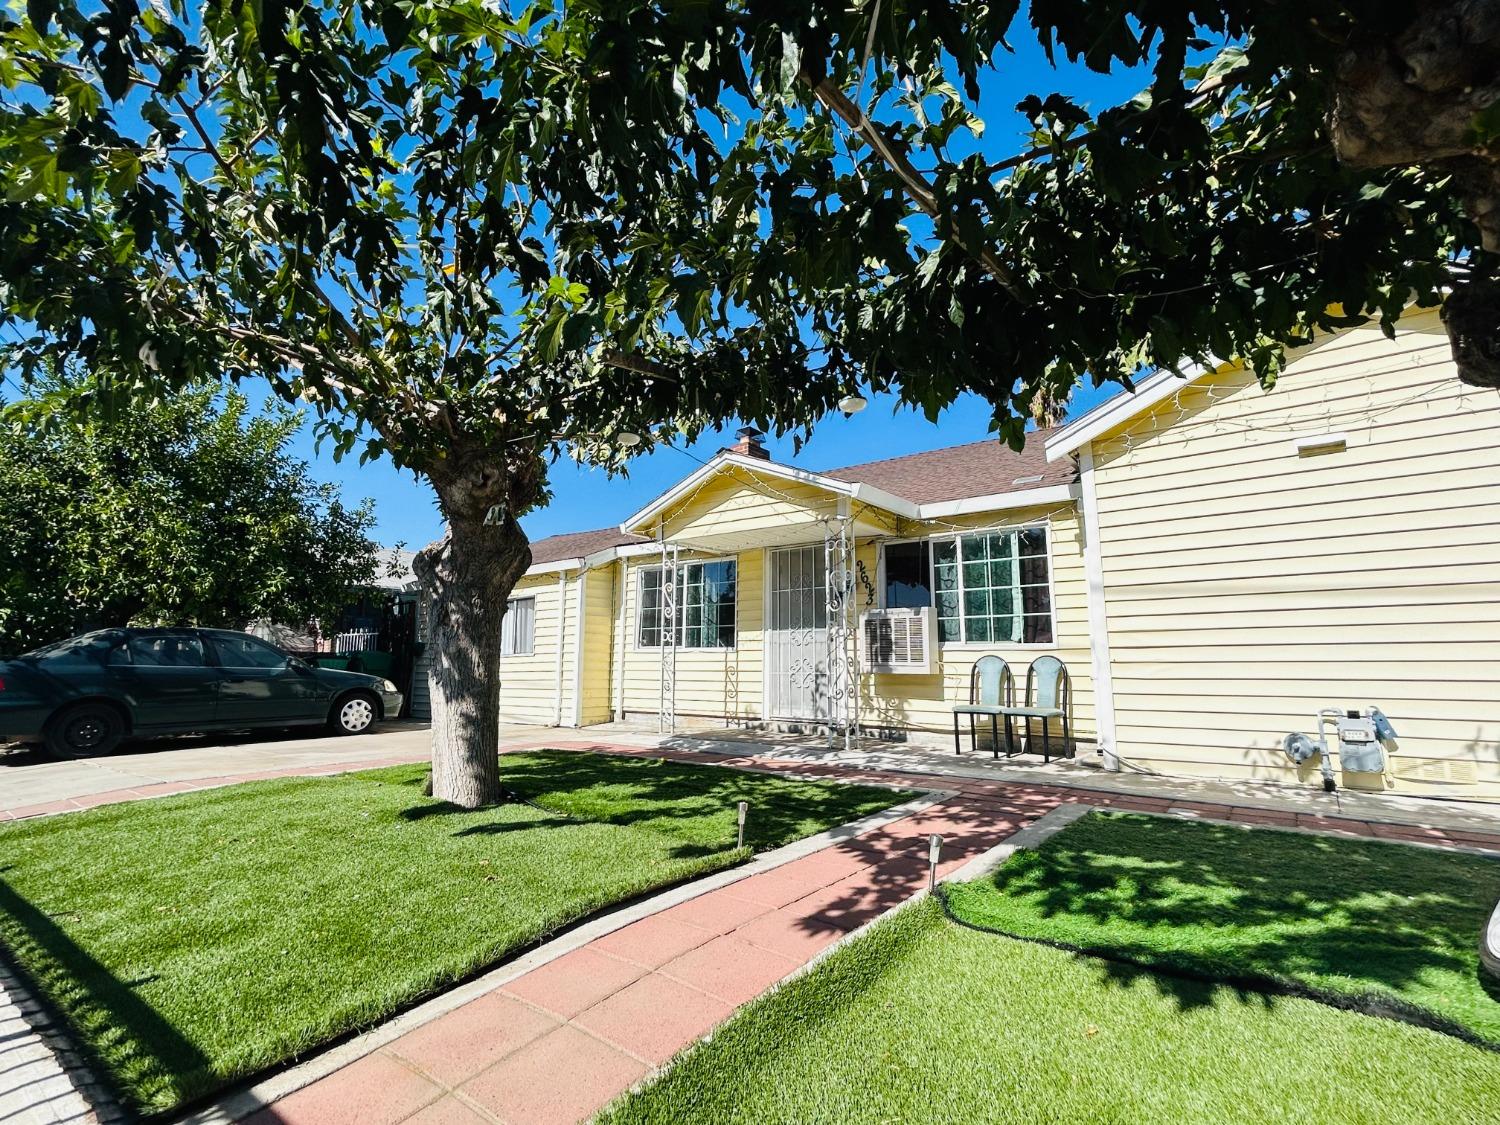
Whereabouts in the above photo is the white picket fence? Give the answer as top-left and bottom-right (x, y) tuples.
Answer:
(333, 630), (380, 655)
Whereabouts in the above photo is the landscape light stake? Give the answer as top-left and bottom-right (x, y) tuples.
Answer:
(928, 834), (944, 894)
(738, 801), (749, 850)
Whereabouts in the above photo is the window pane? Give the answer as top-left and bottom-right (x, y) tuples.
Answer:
(960, 534), (987, 562)
(933, 539), (957, 566)
(883, 541), (932, 609)
(1020, 552), (1049, 589)
(1023, 614), (1054, 644)
(963, 588), (990, 618)
(967, 616), (992, 643)
(937, 616), (961, 643)
(638, 567), (663, 647)
(216, 635), (288, 669)
(129, 634), (206, 667)
(502, 598), (535, 656)
(988, 558), (1016, 587)
(962, 560), (989, 590)
(1018, 527), (1047, 557)
(662, 559), (735, 648)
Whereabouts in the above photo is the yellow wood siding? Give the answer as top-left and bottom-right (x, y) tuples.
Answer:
(617, 550), (764, 721)
(497, 571), (573, 726)
(1089, 309), (1500, 795)
(578, 564), (617, 726)
(663, 470), (844, 543)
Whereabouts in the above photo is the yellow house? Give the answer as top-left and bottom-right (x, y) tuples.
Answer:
(417, 308), (1500, 799)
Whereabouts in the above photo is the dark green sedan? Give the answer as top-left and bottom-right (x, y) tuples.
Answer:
(0, 628), (404, 758)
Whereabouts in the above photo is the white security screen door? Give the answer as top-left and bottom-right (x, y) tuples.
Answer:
(767, 546), (828, 722)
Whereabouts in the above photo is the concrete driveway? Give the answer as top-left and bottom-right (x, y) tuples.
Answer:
(0, 722), (436, 814)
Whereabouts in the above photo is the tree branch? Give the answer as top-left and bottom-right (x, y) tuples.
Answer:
(599, 350), (678, 381)
(801, 72), (1025, 299)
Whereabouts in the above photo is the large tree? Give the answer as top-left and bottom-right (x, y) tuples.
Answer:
(0, 380), (380, 654)
(1, 1), (1493, 805)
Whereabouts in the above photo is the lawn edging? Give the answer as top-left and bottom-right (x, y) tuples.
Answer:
(937, 804), (1500, 1055)
(177, 786), (953, 1125)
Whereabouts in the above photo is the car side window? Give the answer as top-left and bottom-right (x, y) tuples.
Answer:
(213, 635), (289, 670)
(128, 635), (207, 668)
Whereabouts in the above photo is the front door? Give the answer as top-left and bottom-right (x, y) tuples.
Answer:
(767, 546), (828, 722)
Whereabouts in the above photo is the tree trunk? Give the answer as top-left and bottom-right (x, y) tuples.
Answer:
(412, 473), (534, 808)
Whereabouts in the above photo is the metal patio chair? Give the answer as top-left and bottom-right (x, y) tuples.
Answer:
(1000, 656), (1073, 762)
(952, 655), (1017, 758)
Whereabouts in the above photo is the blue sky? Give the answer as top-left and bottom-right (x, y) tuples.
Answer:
(272, 34), (1179, 550)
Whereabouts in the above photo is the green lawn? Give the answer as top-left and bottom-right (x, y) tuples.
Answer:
(0, 750), (901, 1115)
(943, 811), (1500, 1042)
(602, 899), (1500, 1125)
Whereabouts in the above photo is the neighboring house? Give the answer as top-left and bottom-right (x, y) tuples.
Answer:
(413, 308), (1500, 799)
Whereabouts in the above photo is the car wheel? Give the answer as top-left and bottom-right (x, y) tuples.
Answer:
(329, 692), (379, 736)
(45, 703), (126, 759)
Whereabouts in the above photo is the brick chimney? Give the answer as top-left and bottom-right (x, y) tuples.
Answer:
(724, 426), (770, 460)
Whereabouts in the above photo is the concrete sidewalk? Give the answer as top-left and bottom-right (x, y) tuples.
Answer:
(0, 724), (443, 815)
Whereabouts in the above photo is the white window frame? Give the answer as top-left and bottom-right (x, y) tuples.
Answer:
(634, 556), (739, 651)
(500, 596), (535, 657)
(877, 524), (1057, 650)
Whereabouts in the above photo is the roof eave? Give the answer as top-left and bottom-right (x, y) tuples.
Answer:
(619, 452), (918, 536)
(914, 482), (1076, 520)
(1044, 360), (1219, 462)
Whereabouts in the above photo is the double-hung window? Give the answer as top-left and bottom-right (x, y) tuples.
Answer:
(881, 528), (1053, 644)
(500, 597), (535, 656)
(638, 559), (737, 649)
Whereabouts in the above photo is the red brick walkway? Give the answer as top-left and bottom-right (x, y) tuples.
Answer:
(235, 742), (1500, 1125)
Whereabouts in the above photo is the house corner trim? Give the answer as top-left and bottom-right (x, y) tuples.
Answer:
(1078, 443), (1119, 771)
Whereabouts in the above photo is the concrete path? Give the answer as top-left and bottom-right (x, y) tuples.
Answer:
(0, 960), (119, 1125)
(219, 742), (1500, 1125)
(665, 730), (1500, 838)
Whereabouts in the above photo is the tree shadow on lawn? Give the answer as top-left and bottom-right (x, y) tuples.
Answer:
(393, 750), (900, 859)
(0, 876), (206, 1114)
(965, 812), (1500, 1021)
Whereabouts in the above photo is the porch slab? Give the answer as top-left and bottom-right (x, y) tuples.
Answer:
(646, 727), (1500, 838)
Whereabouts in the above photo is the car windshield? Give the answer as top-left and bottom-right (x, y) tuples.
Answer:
(22, 632), (119, 665)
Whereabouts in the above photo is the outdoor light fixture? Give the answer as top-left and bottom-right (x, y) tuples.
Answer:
(838, 393), (868, 415)
(617, 431), (642, 448)
(737, 801), (749, 849)
(928, 833), (944, 893)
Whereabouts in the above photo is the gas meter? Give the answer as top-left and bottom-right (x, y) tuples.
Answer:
(1282, 707), (1398, 792)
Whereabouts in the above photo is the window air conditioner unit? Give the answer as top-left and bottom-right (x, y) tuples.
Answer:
(862, 608), (936, 675)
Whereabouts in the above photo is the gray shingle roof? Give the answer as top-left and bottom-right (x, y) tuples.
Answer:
(528, 526), (649, 566)
(526, 432), (1073, 566)
(821, 428), (1074, 505)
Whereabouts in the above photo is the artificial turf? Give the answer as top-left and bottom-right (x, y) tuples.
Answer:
(0, 750), (901, 1115)
(942, 811), (1500, 1043)
(602, 899), (1500, 1125)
